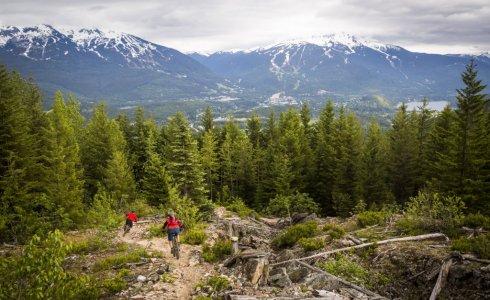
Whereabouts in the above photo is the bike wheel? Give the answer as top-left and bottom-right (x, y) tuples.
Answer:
(174, 239), (180, 259)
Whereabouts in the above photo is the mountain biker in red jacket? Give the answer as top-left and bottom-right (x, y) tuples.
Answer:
(125, 211), (138, 230)
(162, 213), (183, 251)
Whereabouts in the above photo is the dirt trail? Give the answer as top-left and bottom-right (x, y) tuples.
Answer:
(119, 223), (212, 300)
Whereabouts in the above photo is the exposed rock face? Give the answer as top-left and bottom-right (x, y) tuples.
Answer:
(268, 267), (293, 287)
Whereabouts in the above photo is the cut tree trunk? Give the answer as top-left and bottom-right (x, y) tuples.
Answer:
(429, 258), (453, 300)
(271, 233), (448, 266)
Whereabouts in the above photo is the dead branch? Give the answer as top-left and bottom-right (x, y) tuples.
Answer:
(407, 270), (425, 281)
(346, 235), (362, 245)
(429, 258), (453, 300)
(293, 260), (388, 299)
(461, 254), (490, 264)
(112, 261), (148, 269)
(373, 247), (396, 263)
(352, 224), (379, 233)
(271, 233), (449, 266)
(134, 220), (153, 224)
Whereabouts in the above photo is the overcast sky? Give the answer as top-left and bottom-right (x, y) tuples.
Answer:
(1, 0), (489, 54)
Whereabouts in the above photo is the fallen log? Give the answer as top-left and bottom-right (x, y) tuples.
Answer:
(112, 261), (148, 269)
(346, 234), (362, 245)
(429, 258), (453, 300)
(461, 254), (490, 264)
(271, 233), (449, 266)
(294, 260), (388, 299)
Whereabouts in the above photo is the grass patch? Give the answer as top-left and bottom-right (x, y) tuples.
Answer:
(272, 221), (318, 249)
(197, 275), (230, 293)
(202, 239), (232, 262)
(357, 211), (391, 227)
(67, 232), (112, 255)
(322, 223), (346, 240)
(451, 233), (490, 259)
(101, 269), (129, 294)
(147, 224), (163, 238)
(182, 223), (207, 245)
(226, 199), (255, 219)
(161, 273), (176, 283)
(463, 213), (490, 230)
(93, 248), (150, 272)
(298, 237), (324, 251)
(321, 254), (370, 286)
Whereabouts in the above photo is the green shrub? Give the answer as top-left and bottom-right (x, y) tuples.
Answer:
(195, 296), (213, 300)
(357, 211), (391, 227)
(69, 234), (112, 254)
(0, 230), (96, 300)
(161, 273), (176, 283)
(463, 213), (490, 230)
(202, 239), (232, 262)
(182, 223), (207, 245)
(396, 191), (465, 234)
(322, 223), (345, 240)
(93, 248), (150, 272)
(451, 234), (490, 259)
(147, 224), (163, 238)
(320, 254), (371, 287)
(226, 198), (255, 219)
(272, 221), (318, 249)
(86, 190), (123, 231)
(198, 275), (230, 292)
(267, 192), (319, 218)
(125, 198), (159, 217)
(298, 237), (324, 251)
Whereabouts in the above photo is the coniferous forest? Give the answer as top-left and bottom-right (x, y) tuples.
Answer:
(1, 61), (490, 243)
(1, 58), (490, 299)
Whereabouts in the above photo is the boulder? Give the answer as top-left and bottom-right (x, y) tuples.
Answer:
(268, 267), (292, 287)
(244, 257), (266, 284)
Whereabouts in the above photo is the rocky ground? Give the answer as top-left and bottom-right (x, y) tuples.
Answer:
(102, 208), (490, 300)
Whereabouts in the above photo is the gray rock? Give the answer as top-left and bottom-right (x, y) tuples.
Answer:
(244, 257), (266, 284)
(268, 267), (292, 287)
(303, 273), (340, 290)
(136, 275), (146, 282)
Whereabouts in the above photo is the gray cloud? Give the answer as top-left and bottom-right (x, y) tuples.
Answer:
(0, 0), (488, 54)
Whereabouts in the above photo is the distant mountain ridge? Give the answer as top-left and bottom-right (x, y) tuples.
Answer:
(1, 26), (489, 116)
(191, 33), (490, 104)
(0, 25), (231, 108)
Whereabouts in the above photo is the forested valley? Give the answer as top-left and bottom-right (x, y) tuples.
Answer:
(0, 61), (489, 299)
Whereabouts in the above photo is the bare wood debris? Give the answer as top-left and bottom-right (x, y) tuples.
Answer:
(271, 233), (449, 266)
(429, 258), (453, 300)
(294, 259), (388, 300)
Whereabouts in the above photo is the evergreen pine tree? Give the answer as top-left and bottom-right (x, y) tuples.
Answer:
(362, 118), (392, 208)
(453, 60), (489, 212)
(164, 112), (206, 202)
(388, 104), (418, 204)
(312, 101), (336, 215)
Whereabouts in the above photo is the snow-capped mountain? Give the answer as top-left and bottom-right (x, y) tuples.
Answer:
(191, 33), (490, 102)
(0, 25), (228, 106)
(2, 26), (489, 114)
(0, 24), (208, 73)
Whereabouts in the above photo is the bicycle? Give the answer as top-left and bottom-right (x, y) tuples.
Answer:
(123, 223), (131, 236)
(171, 232), (180, 259)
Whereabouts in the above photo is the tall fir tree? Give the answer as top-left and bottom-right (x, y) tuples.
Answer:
(163, 112), (206, 202)
(426, 106), (458, 193)
(201, 130), (219, 201)
(331, 108), (364, 216)
(141, 129), (171, 207)
(80, 102), (127, 202)
(362, 118), (392, 208)
(312, 101), (336, 215)
(453, 60), (489, 212)
(388, 104), (418, 204)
